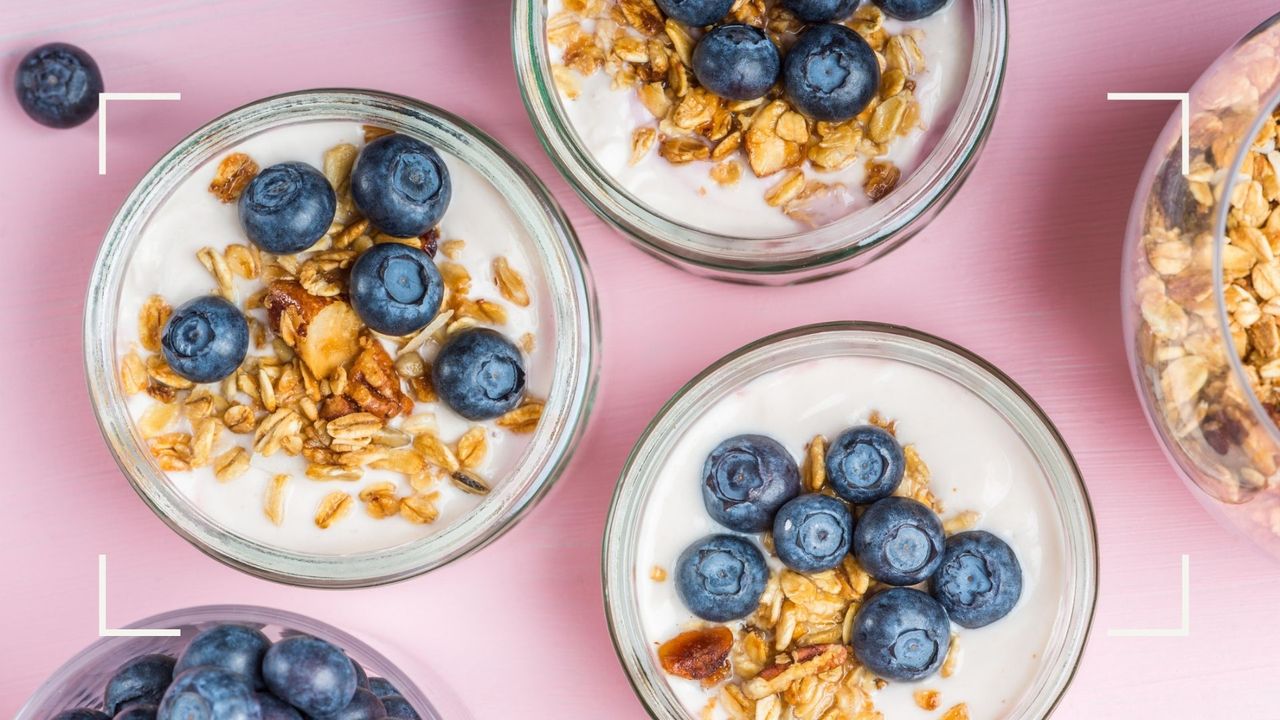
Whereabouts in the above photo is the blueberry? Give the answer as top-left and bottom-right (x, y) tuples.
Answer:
(348, 243), (443, 335)
(781, 0), (860, 22)
(653, 0), (733, 26)
(701, 434), (800, 533)
(380, 696), (421, 720)
(772, 494), (853, 572)
(157, 666), (260, 720)
(351, 660), (370, 690)
(825, 425), (904, 504)
(853, 497), (945, 586)
(15, 43), (103, 128)
(675, 534), (769, 622)
(310, 688), (387, 720)
(114, 705), (158, 720)
(53, 711), (110, 720)
(851, 588), (951, 681)
(365, 679), (398, 700)
(262, 636), (357, 717)
(873, 0), (948, 20)
(691, 25), (780, 101)
(160, 295), (249, 384)
(930, 530), (1023, 628)
(351, 134), (451, 238)
(254, 693), (301, 720)
(238, 162), (336, 254)
(432, 328), (527, 421)
(783, 24), (880, 122)
(104, 653), (174, 714)
(175, 625), (272, 690)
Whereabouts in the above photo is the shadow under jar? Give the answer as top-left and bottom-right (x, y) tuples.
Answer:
(84, 90), (599, 587)
(1123, 13), (1280, 560)
(514, 0), (1007, 284)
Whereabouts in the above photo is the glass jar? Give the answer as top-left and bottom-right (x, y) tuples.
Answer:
(1122, 14), (1280, 559)
(603, 323), (1097, 719)
(513, 1), (1008, 284)
(84, 90), (600, 587)
(15, 604), (466, 719)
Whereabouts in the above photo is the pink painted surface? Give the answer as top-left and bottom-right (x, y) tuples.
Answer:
(1, 0), (1279, 717)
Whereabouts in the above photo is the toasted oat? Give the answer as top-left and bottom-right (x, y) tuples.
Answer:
(941, 703), (970, 720)
(399, 492), (440, 524)
(224, 404), (256, 434)
(139, 295), (171, 352)
(121, 351), (149, 395)
(209, 152), (258, 203)
(940, 633), (960, 678)
(493, 257), (531, 307)
(710, 160), (742, 186)
(803, 435), (827, 492)
(265, 474), (289, 525)
(496, 401), (543, 433)
(631, 127), (657, 165)
(414, 431), (461, 472)
(190, 418), (220, 468)
(943, 510), (982, 535)
(213, 447), (250, 483)
(455, 426), (488, 469)
(359, 482), (401, 519)
(138, 402), (179, 438)
(314, 490), (352, 529)
(914, 689), (940, 711)
(225, 244), (260, 280)
(322, 144), (358, 190)
(197, 246), (236, 300)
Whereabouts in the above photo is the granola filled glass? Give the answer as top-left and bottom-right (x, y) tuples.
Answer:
(16, 604), (467, 719)
(513, 0), (1007, 284)
(84, 90), (599, 587)
(1122, 13), (1280, 559)
(603, 323), (1097, 719)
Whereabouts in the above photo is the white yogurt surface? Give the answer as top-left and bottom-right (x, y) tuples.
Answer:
(547, 1), (973, 237)
(116, 121), (554, 555)
(635, 356), (1068, 719)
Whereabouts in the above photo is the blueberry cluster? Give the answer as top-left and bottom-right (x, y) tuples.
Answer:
(51, 624), (421, 720)
(676, 424), (1023, 683)
(659, 0), (949, 122)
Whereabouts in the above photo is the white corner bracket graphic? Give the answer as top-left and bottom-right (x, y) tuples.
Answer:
(98, 92), (182, 175)
(1107, 554), (1190, 638)
(98, 554), (181, 637)
(1106, 92), (1191, 176)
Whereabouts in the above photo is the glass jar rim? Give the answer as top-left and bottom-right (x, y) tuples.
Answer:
(601, 321), (1098, 719)
(83, 89), (600, 588)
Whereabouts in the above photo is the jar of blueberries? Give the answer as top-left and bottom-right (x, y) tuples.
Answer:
(16, 605), (466, 720)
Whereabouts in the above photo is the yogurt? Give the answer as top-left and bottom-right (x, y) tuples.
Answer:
(116, 121), (554, 555)
(547, 1), (974, 237)
(635, 356), (1068, 718)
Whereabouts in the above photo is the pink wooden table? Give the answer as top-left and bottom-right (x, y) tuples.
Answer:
(2, 1), (1279, 717)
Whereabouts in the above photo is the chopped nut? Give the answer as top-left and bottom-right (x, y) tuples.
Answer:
(914, 689), (940, 711)
(658, 627), (733, 681)
(650, 565), (667, 582)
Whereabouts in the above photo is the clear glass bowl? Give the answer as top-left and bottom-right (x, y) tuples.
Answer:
(513, 1), (1008, 284)
(15, 604), (467, 719)
(603, 322), (1097, 719)
(1122, 14), (1280, 559)
(83, 90), (600, 587)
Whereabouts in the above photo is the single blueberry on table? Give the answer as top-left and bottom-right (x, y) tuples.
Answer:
(310, 688), (387, 720)
(254, 693), (302, 720)
(157, 666), (260, 720)
(825, 425), (904, 504)
(53, 711), (110, 720)
(676, 534), (769, 622)
(175, 624), (272, 690)
(432, 328), (527, 421)
(351, 134), (452, 238)
(114, 704), (159, 720)
(930, 530), (1023, 628)
(783, 23), (880, 122)
(15, 43), (103, 128)
(654, 0), (734, 26)
(701, 434), (800, 533)
(874, 0), (948, 21)
(262, 636), (357, 718)
(853, 497), (945, 586)
(851, 587), (951, 682)
(365, 678), (398, 700)
(380, 695), (421, 720)
(348, 243), (444, 336)
(160, 295), (249, 384)
(238, 162), (336, 254)
(691, 25), (780, 101)
(104, 653), (175, 715)
(781, 0), (861, 22)
(773, 494), (854, 572)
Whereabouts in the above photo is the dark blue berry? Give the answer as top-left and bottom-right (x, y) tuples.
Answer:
(254, 693), (301, 720)
(825, 425), (904, 504)
(160, 295), (248, 384)
(157, 667), (260, 720)
(238, 162), (336, 254)
(348, 243), (443, 335)
(15, 43), (103, 128)
(310, 688), (387, 720)
(53, 711), (110, 720)
(262, 636), (357, 718)
(782, 0), (860, 22)
(783, 24), (879, 122)
(930, 531), (1023, 628)
(676, 534), (769, 622)
(772, 494), (853, 572)
(104, 653), (174, 715)
(654, 0), (733, 26)
(701, 434), (800, 533)
(380, 696), (420, 720)
(851, 588), (950, 681)
(350, 660), (370, 690)
(351, 134), (451, 238)
(873, 0), (948, 20)
(175, 625), (271, 690)
(365, 679), (398, 700)
(114, 705), (158, 720)
(691, 25), (780, 101)
(854, 497), (945, 586)
(432, 328), (527, 421)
